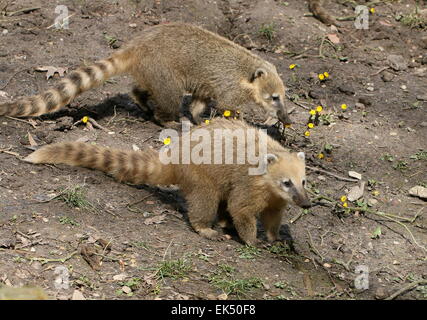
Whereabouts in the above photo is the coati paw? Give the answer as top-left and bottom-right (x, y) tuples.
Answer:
(198, 228), (220, 240)
(198, 228), (229, 242)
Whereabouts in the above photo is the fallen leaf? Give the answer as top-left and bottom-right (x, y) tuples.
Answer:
(347, 181), (365, 202)
(327, 33), (340, 44)
(35, 66), (68, 80)
(80, 244), (101, 271)
(348, 171), (362, 180)
(71, 290), (86, 300)
(27, 132), (38, 147)
(113, 273), (128, 281)
(144, 214), (166, 225)
(408, 186), (427, 200)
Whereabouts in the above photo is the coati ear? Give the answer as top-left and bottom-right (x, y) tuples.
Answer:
(297, 152), (305, 161)
(251, 68), (267, 82)
(265, 153), (278, 165)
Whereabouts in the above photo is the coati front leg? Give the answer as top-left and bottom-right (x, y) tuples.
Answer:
(260, 209), (284, 242)
(227, 192), (267, 246)
(185, 188), (223, 240)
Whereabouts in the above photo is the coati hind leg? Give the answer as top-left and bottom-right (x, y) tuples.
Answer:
(260, 209), (283, 242)
(185, 188), (223, 241)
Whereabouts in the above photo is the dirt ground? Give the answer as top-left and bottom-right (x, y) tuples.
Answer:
(0, 0), (426, 300)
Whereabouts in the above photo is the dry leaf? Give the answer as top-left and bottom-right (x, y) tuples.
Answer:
(144, 214), (166, 225)
(27, 132), (38, 147)
(347, 181), (366, 202)
(327, 33), (340, 44)
(35, 66), (68, 80)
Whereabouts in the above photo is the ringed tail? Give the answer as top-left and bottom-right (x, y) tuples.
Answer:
(24, 142), (177, 186)
(0, 49), (134, 117)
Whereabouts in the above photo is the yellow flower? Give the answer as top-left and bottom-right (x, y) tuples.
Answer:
(285, 124), (292, 128)
(341, 104), (347, 110)
(82, 116), (89, 124)
(316, 106), (323, 113)
(308, 123), (314, 129)
(309, 109), (316, 116)
(318, 74), (325, 81)
(223, 110), (231, 117)
(340, 195), (347, 202)
(370, 7), (375, 14)
(317, 153), (324, 159)
(342, 202), (348, 208)
(289, 64), (296, 70)
(323, 72), (329, 78)
(304, 131), (310, 137)
(163, 137), (171, 145)
(204, 119), (210, 124)
(372, 190), (380, 196)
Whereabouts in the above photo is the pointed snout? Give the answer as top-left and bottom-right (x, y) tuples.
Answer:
(293, 193), (312, 209)
(276, 108), (293, 126)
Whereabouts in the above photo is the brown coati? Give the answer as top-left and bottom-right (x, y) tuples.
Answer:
(24, 118), (310, 245)
(0, 23), (292, 126)
(308, 0), (338, 26)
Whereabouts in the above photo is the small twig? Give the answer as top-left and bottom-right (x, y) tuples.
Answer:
(306, 165), (358, 182)
(385, 280), (427, 300)
(46, 13), (75, 29)
(4, 6), (40, 16)
(5, 116), (37, 128)
(370, 66), (390, 77)
(307, 230), (324, 262)
(28, 250), (78, 265)
(126, 193), (153, 213)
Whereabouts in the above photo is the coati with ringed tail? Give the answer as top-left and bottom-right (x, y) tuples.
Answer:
(0, 23), (292, 126)
(25, 119), (310, 245)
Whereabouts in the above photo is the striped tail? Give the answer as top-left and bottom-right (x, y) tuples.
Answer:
(0, 49), (133, 117)
(24, 142), (177, 186)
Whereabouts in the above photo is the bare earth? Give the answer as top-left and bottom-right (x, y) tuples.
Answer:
(0, 0), (426, 300)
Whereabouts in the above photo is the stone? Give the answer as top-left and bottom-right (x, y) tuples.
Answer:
(408, 186), (427, 200)
(381, 71), (394, 82)
(387, 54), (408, 71)
(367, 198), (378, 206)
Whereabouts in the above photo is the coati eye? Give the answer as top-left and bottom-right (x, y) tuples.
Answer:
(302, 179), (306, 187)
(282, 179), (292, 188)
(272, 94), (280, 101)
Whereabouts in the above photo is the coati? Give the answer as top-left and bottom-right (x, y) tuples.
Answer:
(25, 118), (310, 245)
(0, 23), (292, 126)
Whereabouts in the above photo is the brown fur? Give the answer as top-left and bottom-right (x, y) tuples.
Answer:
(25, 119), (309, 245)
(0, 23), (292, 125)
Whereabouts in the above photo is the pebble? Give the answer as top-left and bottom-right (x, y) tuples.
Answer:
(1, 29), (8, 35)
(416, 94), (427, 101)
(368, 198), (378, 206)
(387, 54), (408, 71)
(71, 290), (86, 300)
(121, 286), (132, 294)
(381, 71), (394, 82)
(375, 287), (387, 300)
